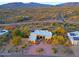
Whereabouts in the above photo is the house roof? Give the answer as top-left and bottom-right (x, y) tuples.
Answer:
(73, 37), (79, 40)
(0, 29), (8, 36)
(68, 31), (79, 41)
(34, 30), (52, 37)
(29, 30), (52, 41)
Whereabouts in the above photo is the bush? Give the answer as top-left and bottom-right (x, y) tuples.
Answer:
(19, 25), (30, 38)
(0, 36), (8, 46)
(12, 29), (24, 37)
(36, 48), (44, 53)
(22, 44), (27, 49)
(51, 35), (67, 45)
(52, 47), (57, 53)
(11, 36), (21, 46)
(55, 27), (66, 35)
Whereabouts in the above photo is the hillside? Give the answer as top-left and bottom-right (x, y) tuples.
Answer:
(0, 2), (52, 9)
(0, 2), (79, 23)
(56, 2), (79, 7)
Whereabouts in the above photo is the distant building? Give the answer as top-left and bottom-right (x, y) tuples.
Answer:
(29, 30), (52, 42)
(0, 28), (9, 36)
(22, 16), (30, 21)
(67, 31), (79, 45)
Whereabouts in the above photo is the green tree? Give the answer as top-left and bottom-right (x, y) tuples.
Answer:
(19, 25), (30, 38)
(12, 28), (23, 37)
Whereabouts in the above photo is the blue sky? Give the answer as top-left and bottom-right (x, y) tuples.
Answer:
(0, 2), (65, 5)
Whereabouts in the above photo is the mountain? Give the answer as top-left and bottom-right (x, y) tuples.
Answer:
(0, 2), (79, 9)
(56, 2), (79, 7)
(0, 2), (52, 9)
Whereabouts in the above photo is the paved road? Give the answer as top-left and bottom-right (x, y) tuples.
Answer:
(0, 20), (79, 27)
(0, 20), (63, 26)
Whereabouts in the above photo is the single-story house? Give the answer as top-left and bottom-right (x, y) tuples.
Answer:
(29, 30), (52, 42)
(0, 29), (9, 36)
(67, 31), (79, 45)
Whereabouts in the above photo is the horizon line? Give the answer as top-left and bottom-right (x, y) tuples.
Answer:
(0, 2), (66, 5)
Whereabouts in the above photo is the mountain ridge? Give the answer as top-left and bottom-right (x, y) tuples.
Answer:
(0, 2), (79, 9)
(56, 2), (79, 7)
(0, 2), (53, 9)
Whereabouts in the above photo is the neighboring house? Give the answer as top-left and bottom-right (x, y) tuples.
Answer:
(67, 31), (79, 45)
(29, 30), (52, 42)
(0, 29), (9, 36)
(19, 16), (30, 22)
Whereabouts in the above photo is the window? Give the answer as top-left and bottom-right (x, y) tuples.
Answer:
(70, 33), (76, 36)
(73, 37), (79, 40)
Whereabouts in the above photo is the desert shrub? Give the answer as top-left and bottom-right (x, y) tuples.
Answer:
(52, 35), (66, 45)
(36, 48), (44, 53)
(12, 28), (23, 37)
(52, 47), (58, 53)
(55, 27), (66, 35)
(19, 25), (30, 38)
(0, 35), (8, 46)
(21, 44), (27, 49)
(11, 36), (21, 46)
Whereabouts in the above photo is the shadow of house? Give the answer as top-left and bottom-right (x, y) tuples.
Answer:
(36, 35), (45, 43)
